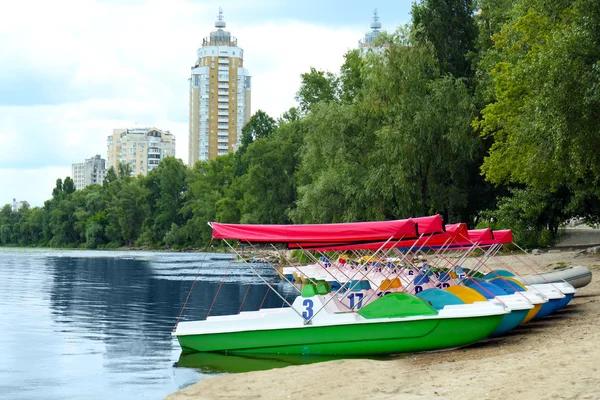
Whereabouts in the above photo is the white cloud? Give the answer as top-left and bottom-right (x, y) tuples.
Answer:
(0, 166), (72, 207)
(0, 0), (363, 207)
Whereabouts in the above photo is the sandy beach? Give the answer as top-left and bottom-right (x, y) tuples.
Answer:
(166, 250), (600, 400)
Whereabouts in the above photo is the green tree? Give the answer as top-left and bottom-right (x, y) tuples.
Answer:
(476, 0), (600, 194)
(63, 177), (76, 194)
(115, 180), (150, 246)
(412, 0), (478, 79)
(239, 120), (305, 224)
(234, 110), (277, 177)
(142, 157), (189, 244)
(295, 67), (339, 112)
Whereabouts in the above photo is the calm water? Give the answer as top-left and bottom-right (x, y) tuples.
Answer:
(0, 248), (298, 400)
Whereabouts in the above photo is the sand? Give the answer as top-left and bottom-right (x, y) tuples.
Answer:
(166, 250), (600, 400)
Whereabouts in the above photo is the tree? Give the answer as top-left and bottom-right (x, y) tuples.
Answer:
(412, 0), (478, 80)
(339, 49), (366, 104)
(63, 177), (75, 194)
(234, 110), (277, 177)
(52, 178), (63, 199)
(475, 0), (600, 191)
(185, 154), (237, 245)
(117, 162), (134, 179)
(295, 67), (339, 112)
(114, 180), (150, 246)
(238, 120), (305, 224)
(142, 157), (189, 244)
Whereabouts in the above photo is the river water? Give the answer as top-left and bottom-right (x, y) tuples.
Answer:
(0, 248), (298, 400)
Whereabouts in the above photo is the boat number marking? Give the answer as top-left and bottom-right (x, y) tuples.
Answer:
(348, 293), (364, 309)
(302, 299), (314, 320)
(414, 285), (423, 293)
(436, 283), (450, 289)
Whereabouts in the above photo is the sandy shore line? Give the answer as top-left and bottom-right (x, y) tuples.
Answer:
(166, 251), (599, 400)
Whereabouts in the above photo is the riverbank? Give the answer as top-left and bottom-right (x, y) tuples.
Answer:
(166, 250), (599, 400)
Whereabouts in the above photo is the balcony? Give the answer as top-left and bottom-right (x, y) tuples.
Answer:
(218, 124), (228, 129)
(218, 74), (229, 81)
(218, 90), (228, 95)
(218, 145), (229, 150)
(218, 58), (229, 64)
(218, 111), (228, 116)
(217, 103), (229, 109)
(218, 83), (229, 89)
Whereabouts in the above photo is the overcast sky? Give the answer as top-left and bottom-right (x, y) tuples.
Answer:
(0, 0), (412, 207)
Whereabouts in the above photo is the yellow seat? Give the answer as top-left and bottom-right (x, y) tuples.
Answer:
(379, 279), (392, 291)
(390, 278), (402, 289)
(445, 286), (487, 304)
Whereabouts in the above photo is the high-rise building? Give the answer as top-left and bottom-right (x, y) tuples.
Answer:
(107, 128), (176, 176)
(359, 9), (383, 50)
(12, 198), (26, 212)
(72, 154), (106, 190)
(188, 7), (251, 166)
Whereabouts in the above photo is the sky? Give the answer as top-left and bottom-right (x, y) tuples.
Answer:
(0, 0), (413, 208)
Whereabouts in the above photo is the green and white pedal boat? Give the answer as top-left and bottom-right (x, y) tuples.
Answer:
(174, 283), (509, 356)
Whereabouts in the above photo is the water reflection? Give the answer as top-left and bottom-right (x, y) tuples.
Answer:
(0, 249), (302, 400)
(176, 352), (357, 374)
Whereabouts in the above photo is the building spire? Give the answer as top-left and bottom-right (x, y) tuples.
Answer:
(370, 8), (382, 32)
(215, 7), (226, 29)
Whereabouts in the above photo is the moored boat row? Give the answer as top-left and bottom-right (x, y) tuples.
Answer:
(173, 215), (589, 357)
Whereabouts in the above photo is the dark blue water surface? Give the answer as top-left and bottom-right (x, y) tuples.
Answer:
(0, 248), (296, 400)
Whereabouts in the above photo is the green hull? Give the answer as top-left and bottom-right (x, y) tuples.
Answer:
(177, 314), (503, 356)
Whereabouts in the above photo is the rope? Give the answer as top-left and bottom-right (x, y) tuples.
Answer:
(259, 286), (270, 309)
(174, 239), (213, 329)
(237, 274), (254, 314)
(206, 255), (233, 319)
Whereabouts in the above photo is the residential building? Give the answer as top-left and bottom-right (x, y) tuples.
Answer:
(12, 198), (26, 212)
(107, 128), (176, 176)
(359, 9), (383, 50)
(72, 154), (106, 190)
(188, 7), (251, 166)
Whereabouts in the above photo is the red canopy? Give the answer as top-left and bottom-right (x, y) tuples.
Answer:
(211, 219), (418, 244)
(467, 228), (493, 243)
(412, 215), (444, 235)
(493, 229), (513, 245)
(298, 221), (464, 252)
(282, 215), (445, 249)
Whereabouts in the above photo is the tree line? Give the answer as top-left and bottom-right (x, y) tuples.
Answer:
(2, 0), (599, 249)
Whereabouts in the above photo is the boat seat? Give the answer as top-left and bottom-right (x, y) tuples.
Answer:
(390, 278), (402, 289)
(444, 286), (487, 304)
(417, 288), (464, 310)
(413, 274), (430, 285)
(379, 279), (392, 290)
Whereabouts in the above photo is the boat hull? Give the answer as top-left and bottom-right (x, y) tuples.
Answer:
(177, 314), (504, 356)
(517, 266), (592, 289)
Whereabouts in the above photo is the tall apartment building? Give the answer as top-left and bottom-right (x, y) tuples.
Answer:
(72, 154), (106, 190)
(188, 8), (251, 166)
(359, 9), (383, 49)
(12, 198), (26, 212)
(107, 128), (176, 176)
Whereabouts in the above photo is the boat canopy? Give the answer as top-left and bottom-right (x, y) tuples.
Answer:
(493, 229), (513, 244)
(210, 219), (418, 244)
(290, 220), (462, 251)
